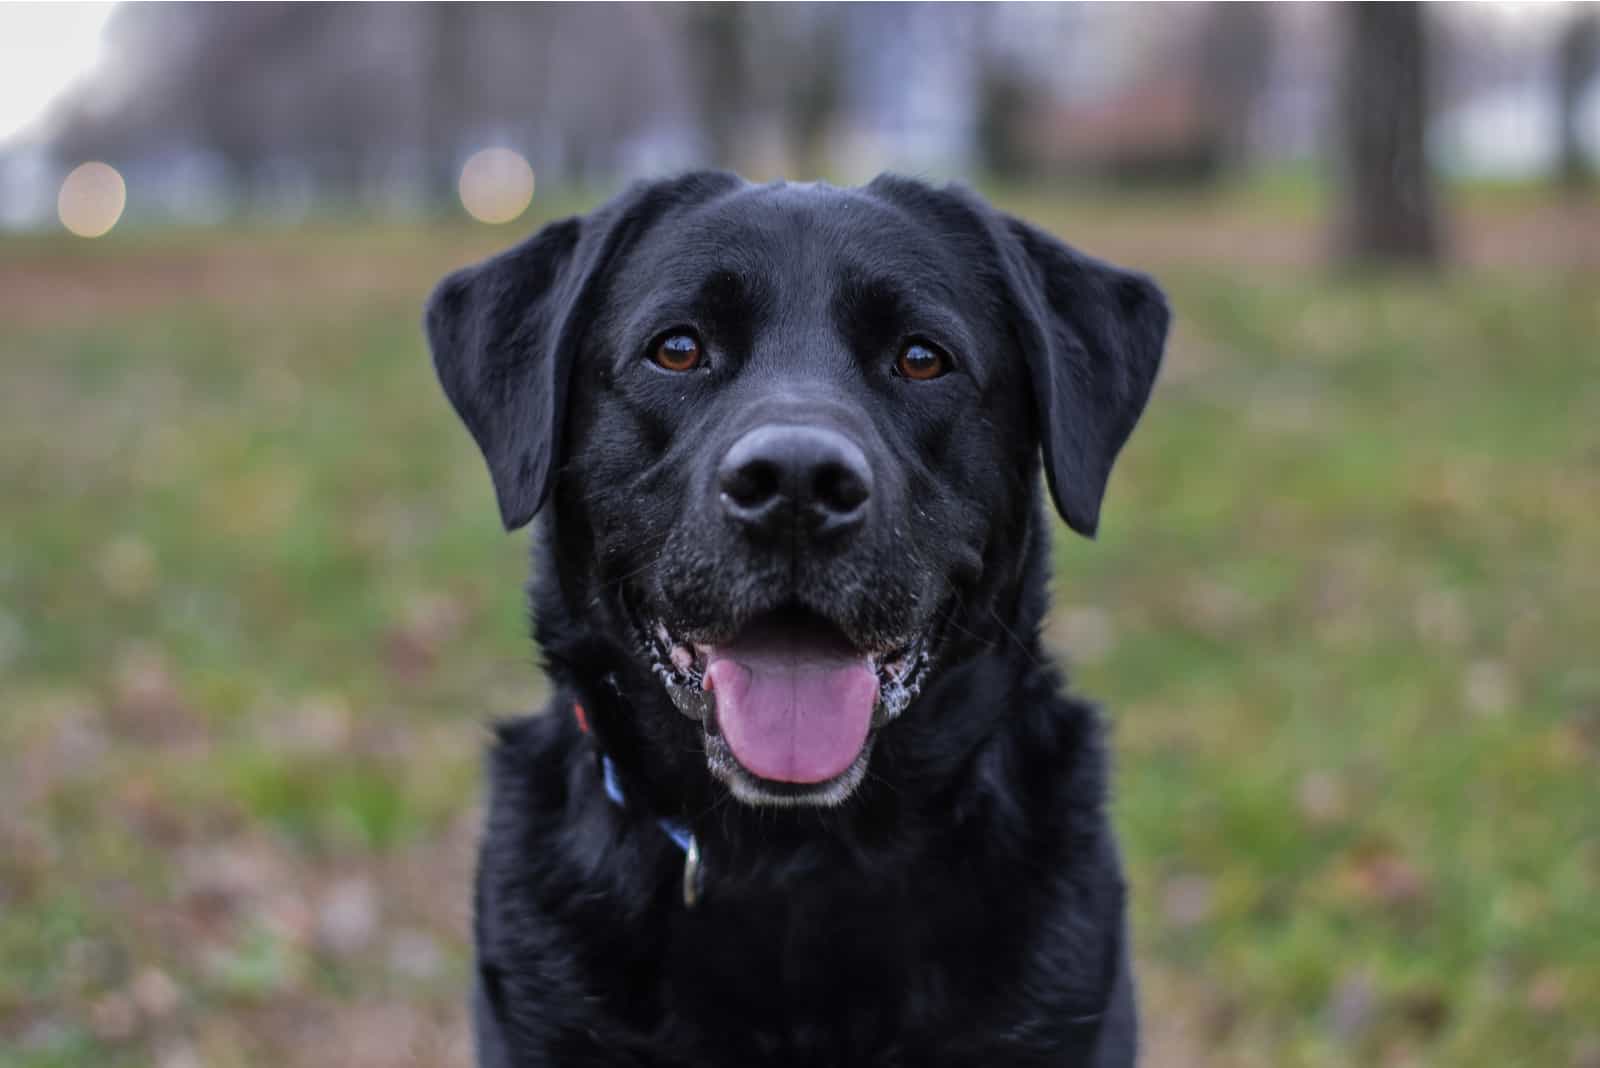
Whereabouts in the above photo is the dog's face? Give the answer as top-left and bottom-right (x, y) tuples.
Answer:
(427, 174), (1167, 807)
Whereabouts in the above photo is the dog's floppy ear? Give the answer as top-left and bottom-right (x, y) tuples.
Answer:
(424, 171), (742, 530)
(999, 218), (1170, 537)
(425, 219), (585, 530)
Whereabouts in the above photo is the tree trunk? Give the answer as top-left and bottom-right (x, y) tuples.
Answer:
(1557, 8), (1599, 190)
(687, 6), (748, 171)
(421, 2), (468, 210)
(1332, 2), (1444, 269)
(1202, 2), (1275, 174)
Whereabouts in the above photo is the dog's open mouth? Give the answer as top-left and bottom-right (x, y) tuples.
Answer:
(638, 604), (936, 805)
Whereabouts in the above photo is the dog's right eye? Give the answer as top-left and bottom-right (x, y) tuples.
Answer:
(650, 333), (703, 373)
(895, 340), (949, 381)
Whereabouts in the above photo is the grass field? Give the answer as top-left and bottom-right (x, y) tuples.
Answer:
(2, 187), (1598, 1067)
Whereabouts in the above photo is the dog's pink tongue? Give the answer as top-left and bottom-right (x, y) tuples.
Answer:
(704, 639), (877, 784)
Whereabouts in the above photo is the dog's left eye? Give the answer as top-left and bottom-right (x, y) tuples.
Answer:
(651, 333), (703, 373)
(895, 340), (949, 381)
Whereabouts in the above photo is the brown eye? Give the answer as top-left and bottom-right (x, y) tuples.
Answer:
(895, 341), (948, 381)
(652, 333), (702, 372)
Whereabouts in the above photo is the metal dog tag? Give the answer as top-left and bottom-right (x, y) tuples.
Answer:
(683, 836), (703, 908)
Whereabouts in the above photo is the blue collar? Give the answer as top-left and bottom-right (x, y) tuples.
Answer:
(599, 752), (703, 907)
(575, 698), (702, 905)
(600, 753), (695, 854)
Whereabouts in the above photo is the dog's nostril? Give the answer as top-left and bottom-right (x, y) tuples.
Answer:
(721, 457), (781, 510)
(813, 461), (869, 516)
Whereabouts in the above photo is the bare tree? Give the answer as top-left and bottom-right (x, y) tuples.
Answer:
(775, 8), (845, 177)
(684, 5), (750, 170)
(974, 61), (1036, 182)
(1200, 2), (1274, 174)
(1332, 2), (1444, 268)
(1557, 6), (1599, 190)
(421, 3), (469, 207)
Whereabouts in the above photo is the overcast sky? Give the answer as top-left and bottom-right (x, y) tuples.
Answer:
(0, 2), (118, 146)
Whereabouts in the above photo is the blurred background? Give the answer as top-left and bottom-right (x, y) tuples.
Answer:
(1, 3), (1597, 1066)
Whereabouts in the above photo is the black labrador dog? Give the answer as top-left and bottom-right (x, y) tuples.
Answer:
(425, 172), (1168, 1066)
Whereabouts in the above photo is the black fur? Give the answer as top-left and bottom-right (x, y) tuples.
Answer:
(425, 172), (1169, 1066)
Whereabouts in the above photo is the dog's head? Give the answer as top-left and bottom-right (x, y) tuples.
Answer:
(427, 173), (1167, 807)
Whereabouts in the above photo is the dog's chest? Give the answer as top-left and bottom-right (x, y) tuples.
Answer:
(477, 709), (1131, 1065)
(644, 892), (981, 1064)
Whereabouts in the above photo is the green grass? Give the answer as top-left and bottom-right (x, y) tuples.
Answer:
(1, 197), (1596, 1067)
(1059, 268), (1600, 1065)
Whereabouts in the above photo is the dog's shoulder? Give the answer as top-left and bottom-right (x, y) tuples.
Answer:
(483, 703), (579, 825)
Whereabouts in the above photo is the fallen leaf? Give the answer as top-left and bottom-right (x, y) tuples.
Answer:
(96, 535), (157, 601)
(1463, 660), (1513, 718)
(1328, 971), (1377, 1043)
(1299, 770), (1348, 825)
(318, 877), (380, 956)
(1057, 605), (1116, 665)
(1527, 969), (1567, 1014)
(108, 643), (197, 741)
(1161, 874), (1214, 929)
(1334, 843), (1430, 911)
(89, 991), (139, 1041)
(131, 967), (183, 1019)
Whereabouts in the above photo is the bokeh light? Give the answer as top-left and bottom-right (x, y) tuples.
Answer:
(57, 161), (126, 238)
(458, 147), (535, 224)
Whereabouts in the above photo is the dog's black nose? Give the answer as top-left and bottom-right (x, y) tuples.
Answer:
(718, 425), (872, 541)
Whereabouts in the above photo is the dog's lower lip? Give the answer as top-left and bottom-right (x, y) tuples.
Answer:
(704, 728), (876, 807)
